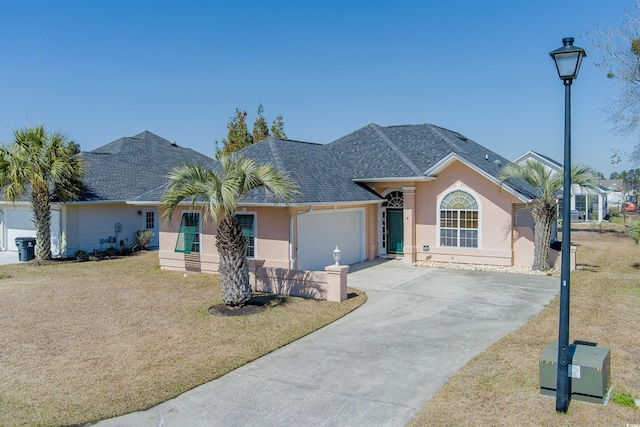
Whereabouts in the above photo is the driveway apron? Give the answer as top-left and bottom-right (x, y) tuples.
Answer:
(96, 259), (558, 427)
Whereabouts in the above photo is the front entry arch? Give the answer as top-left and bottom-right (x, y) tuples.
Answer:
(380, 190), (404, 256)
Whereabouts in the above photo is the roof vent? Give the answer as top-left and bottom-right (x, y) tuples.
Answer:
(170, 141), (177, 146)
(485, 154), (489, 160)
(494, 159), (502, 165)
(456, 133), (468, 142)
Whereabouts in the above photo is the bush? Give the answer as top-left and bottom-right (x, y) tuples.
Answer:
(75, 250), (89, 261)
(104, 247), (118, 257)
(135, 230), (154, 250)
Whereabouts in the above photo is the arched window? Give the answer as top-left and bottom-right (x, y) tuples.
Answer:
(383, 190), (403, 207)
(439, 190), (479, 248)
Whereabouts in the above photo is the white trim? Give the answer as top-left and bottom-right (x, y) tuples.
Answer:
(378, 188), (404, 257)
(353, 176), (435, 183)
(142, 208), (159, 249)
(436, 186), (483, 250)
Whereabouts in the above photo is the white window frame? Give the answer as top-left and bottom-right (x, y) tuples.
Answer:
(436, 186), (482, 249)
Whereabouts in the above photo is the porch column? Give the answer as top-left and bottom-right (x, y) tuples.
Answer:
(402, 186), (416, 264)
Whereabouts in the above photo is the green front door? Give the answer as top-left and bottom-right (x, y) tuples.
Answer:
(387, 208), (404, 255)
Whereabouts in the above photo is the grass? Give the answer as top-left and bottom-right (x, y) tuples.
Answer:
(408, 230), (640, 426)
(0, 252), (366, 427)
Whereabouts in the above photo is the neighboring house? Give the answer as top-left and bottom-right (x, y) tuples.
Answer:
(599, 179), (624, 209)
(513, 150), (607, 223)
(0, 131), (211, 256)
(157, 123), (544, 273)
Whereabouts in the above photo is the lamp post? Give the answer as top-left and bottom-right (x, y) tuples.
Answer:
(549, 37), (586, 413)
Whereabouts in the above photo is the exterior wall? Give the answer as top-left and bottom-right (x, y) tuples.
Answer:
(249, 259), (348, 302)
(64, 203), (154, 256)
(371, 161), (523, 267)
(415, 161), (521, 266)
(159, 203), (378, 274)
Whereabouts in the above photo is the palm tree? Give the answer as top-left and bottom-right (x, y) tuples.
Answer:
(498, 160), (596, 271)
(161, 155), (298, 307)
(0, 126), (84, 260)
(628, 218), (640, 243)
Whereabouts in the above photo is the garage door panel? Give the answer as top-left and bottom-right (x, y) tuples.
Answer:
(297, 210), (363, 271)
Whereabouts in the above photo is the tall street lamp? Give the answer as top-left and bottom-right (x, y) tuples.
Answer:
(549, 36), (587, 413)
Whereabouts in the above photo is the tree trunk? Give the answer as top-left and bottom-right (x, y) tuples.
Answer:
(215, 216), (251, 306)
(31, 186), (52, 261)
(531, 202), (556, 271)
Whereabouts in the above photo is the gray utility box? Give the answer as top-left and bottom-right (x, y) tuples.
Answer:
(540, 342), (610, 404)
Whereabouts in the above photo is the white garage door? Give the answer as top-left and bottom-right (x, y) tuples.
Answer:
(6, 208), (35, 251)
(297, 209), (364, 271)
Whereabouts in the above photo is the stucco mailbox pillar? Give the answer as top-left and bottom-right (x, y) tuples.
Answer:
(324, 265), (349, 302)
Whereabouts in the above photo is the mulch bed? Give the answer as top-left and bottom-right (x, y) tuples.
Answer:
(208, 302), (268, 317)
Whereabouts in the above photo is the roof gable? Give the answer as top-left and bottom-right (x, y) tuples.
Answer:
(80, 131), (212, 201)
(326, 123), (533, 200)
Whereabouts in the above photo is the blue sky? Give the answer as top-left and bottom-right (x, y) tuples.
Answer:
(0, 0), (636, 177)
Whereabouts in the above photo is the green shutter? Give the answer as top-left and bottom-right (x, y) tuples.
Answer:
(236, 214), (254, 257)
(175, 213), (198, 254)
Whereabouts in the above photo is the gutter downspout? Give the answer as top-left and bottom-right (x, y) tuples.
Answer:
(289, 206), (313, 269)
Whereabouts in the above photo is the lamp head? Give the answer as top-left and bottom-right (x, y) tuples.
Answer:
(550, 37), (587, 82)
(333, 246), (341, 266)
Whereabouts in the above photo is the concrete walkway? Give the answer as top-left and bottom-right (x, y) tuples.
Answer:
(96, 259), (558, 427)
(0, 250), (20, 265)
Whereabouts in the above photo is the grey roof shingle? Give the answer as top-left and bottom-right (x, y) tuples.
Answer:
(326, 123), (537, 200)
(224, 137), (381, 204)
(80, 131), (212, 201)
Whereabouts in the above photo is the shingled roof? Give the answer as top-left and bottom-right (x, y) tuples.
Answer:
(326, 123), (537, 200)
(134, 123), (539, 204)
(80, 131), (212, 201)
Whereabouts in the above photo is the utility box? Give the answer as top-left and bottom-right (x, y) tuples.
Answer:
(540, 342), (610, 404)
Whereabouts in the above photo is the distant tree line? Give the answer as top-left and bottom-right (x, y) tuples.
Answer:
(215, 104), (286, 158)
(609, 168), (640, 193)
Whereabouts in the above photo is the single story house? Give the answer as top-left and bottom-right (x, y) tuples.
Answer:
(0, 131), (211, 256)
(513, 150), (607, 223)
(157, 123), (544, 273)
(599, 179), (624, 209)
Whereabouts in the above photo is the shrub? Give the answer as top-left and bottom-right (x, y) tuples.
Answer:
(135, 230), (155, 250)
(104, 247), (118, 257)
(75, 250), (89, 261)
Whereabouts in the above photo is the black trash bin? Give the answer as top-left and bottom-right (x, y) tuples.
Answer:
(15, 237), (36, 262)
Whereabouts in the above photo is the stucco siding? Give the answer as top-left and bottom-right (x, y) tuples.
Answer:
(412, 160), (521, 266)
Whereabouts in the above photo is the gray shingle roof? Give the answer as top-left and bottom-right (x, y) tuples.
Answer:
(226, 137), (381, 204)
(80, 131), (212, 201)
(326, 123), (537, 200)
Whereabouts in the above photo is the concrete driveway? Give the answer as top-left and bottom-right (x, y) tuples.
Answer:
(0, 250), (20, 265)
(96, 259), (558, 427)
